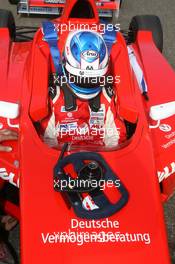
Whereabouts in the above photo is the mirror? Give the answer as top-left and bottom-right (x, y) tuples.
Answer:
(149, 101), (175, 121)
(0, 101), (19, 119)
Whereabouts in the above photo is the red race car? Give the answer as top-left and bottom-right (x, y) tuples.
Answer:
(9, 0), (122, 21)
(0, 0), (174, 263)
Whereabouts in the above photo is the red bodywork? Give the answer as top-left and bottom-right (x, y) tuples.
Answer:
(29, 0), (118, 10)
(0, 0), (174, 263)
(16, 0), (120, 17)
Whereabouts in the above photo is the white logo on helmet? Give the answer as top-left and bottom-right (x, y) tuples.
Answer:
(82, 50), (98, 61)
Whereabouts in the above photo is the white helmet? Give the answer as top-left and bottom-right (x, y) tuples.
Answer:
(62, 30), (109, 99)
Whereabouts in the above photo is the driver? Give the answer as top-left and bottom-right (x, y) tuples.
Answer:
(40, 30), (127, 147)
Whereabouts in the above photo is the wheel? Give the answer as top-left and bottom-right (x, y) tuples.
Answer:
(8, 0), (19, 4)
(129, 15), (163, 52)
(0, 9), (16, 41)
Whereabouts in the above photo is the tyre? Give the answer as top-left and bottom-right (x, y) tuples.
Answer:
(129, 15), (163, 52)
(0, 9), (16, 41)
(112, 9), (119, 25)
(112, 1), (123, 24)
(8, 0), (19, 4)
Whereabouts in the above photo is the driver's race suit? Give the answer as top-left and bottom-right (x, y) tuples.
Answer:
(40, 84), (127, 147)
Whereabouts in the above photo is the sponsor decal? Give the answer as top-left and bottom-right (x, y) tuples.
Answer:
(44, 0), (65, 3)
(165, 131), (175, 139)
(0, 168), (19, 187)
(59, 122), (77, 131)
(161, 130), (175, 149)
(72, 135), (94, 141)
(82, 50), (98, 61)
(159, 124), (172, 132)
(78, 123), (89, 135)
(79, 71), (85, 76)
(86, 66), (94, 70)
(157, 161), (175, 182)
(82, 195), (99, 211)
(89, 104), (105, 127)
(161, 139), (175, 149)
(90, 117), (104, 126)
(67, 112), (73, 118)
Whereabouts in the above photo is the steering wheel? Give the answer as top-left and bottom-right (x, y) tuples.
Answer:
(54, 152), (129, 219)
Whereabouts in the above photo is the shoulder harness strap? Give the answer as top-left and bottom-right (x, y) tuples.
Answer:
(61, 83), (77, 111)
(42, 21), (62, 74)
(102, 23), (117, 53)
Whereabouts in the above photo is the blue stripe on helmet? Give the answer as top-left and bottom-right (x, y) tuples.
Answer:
(62, 65), (101, 95)
(70, 82), (101, 95)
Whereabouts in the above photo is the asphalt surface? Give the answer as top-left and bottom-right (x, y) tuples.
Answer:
(0, 0), (175, 263)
